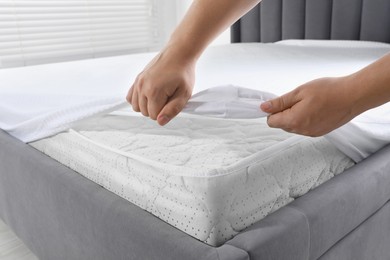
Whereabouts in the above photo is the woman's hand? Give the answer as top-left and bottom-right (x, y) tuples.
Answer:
(126, 0), (262, 126)
(261, 53), (390, 137)
(127, 47), (195, 126)
(261, 77), (360, 137)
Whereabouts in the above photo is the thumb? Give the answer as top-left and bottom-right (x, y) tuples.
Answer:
(157, 90), (190, 126)
(260, 91), (297, 114)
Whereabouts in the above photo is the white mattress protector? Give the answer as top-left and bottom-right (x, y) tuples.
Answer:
(1, 40), (390, 161)
(0, 86), (274, 143)
(30, 114), (354, 246)
(183, 85), (277, 118)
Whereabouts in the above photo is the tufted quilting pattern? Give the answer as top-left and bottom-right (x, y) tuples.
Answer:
(232, 0), (390, 43)
(30, 115), (354, 246)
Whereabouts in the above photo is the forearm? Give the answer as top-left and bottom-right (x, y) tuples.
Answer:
(347, 52), (390, 115)
(165, 0), (261, 62)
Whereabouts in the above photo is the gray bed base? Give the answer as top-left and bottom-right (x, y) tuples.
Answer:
(231, 0), (390, 44)
(1, 129), (390, 260)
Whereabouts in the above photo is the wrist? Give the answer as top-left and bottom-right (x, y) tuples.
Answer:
(343, 53), (390, 116)
(163, 40), (202, 65)
(342, 73), (373, 117)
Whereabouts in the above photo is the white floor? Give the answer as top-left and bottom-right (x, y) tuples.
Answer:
(0, 219), (38, 260)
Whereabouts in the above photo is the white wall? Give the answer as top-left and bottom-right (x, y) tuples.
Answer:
(159, 0), (230, 48)
(0, 0), (230, 68)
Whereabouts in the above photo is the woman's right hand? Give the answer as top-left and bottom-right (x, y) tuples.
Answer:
(127, 46), (196, 126)
(127, 0), (263, 126)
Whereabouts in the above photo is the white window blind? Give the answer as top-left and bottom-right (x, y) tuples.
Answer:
(0, 0), (162, 68)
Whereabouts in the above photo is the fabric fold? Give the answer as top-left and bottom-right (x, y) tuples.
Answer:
(183, 85), (277, 118)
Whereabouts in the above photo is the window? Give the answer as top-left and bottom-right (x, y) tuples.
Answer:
(0, 0), (164, 68)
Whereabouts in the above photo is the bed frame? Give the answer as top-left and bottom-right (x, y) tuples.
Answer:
(1, 0), (390, 259)
(231, 0), (390, 43)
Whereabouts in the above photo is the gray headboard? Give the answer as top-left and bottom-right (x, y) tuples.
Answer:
(231, 0), (390, 43)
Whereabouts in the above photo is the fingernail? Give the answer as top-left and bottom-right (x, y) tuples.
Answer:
(158, 115), (170, 126)
(261, 101), (272, 112)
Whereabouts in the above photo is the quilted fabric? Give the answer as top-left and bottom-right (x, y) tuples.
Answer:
(30, 115), (354, 246)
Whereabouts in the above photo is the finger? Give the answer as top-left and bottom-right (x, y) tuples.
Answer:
(131, 89), (140, 112)
(148, 94), (167, 120)
(260, 91), (299, 114)
(126, 85), (134, 104)
(157, 89), (190, 126)
(267, 110), (293, 130)
(139, 95), (149, 117)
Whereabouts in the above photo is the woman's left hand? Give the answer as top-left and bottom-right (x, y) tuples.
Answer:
(260, 76), (359, 137)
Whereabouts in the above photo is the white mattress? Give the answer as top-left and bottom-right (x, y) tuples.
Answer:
(30, 114), (354, 246)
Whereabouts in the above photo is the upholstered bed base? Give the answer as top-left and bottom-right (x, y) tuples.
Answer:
(1, 130), (389, 260)
(232, 0), (390, 43)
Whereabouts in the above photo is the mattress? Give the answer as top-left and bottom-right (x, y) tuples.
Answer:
(30, 114), (354, 246)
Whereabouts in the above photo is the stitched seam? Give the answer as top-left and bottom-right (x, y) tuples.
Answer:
(215, 248), (222, 260)
(303, 0), (306, 39)
(259, 2), (262, 42)
(280, 0), (283, 40)
(286, 205), (311, 260)
(330, 0), (334, 39)
(358, 0), (364, 40)
(258, 3), (261, 42)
